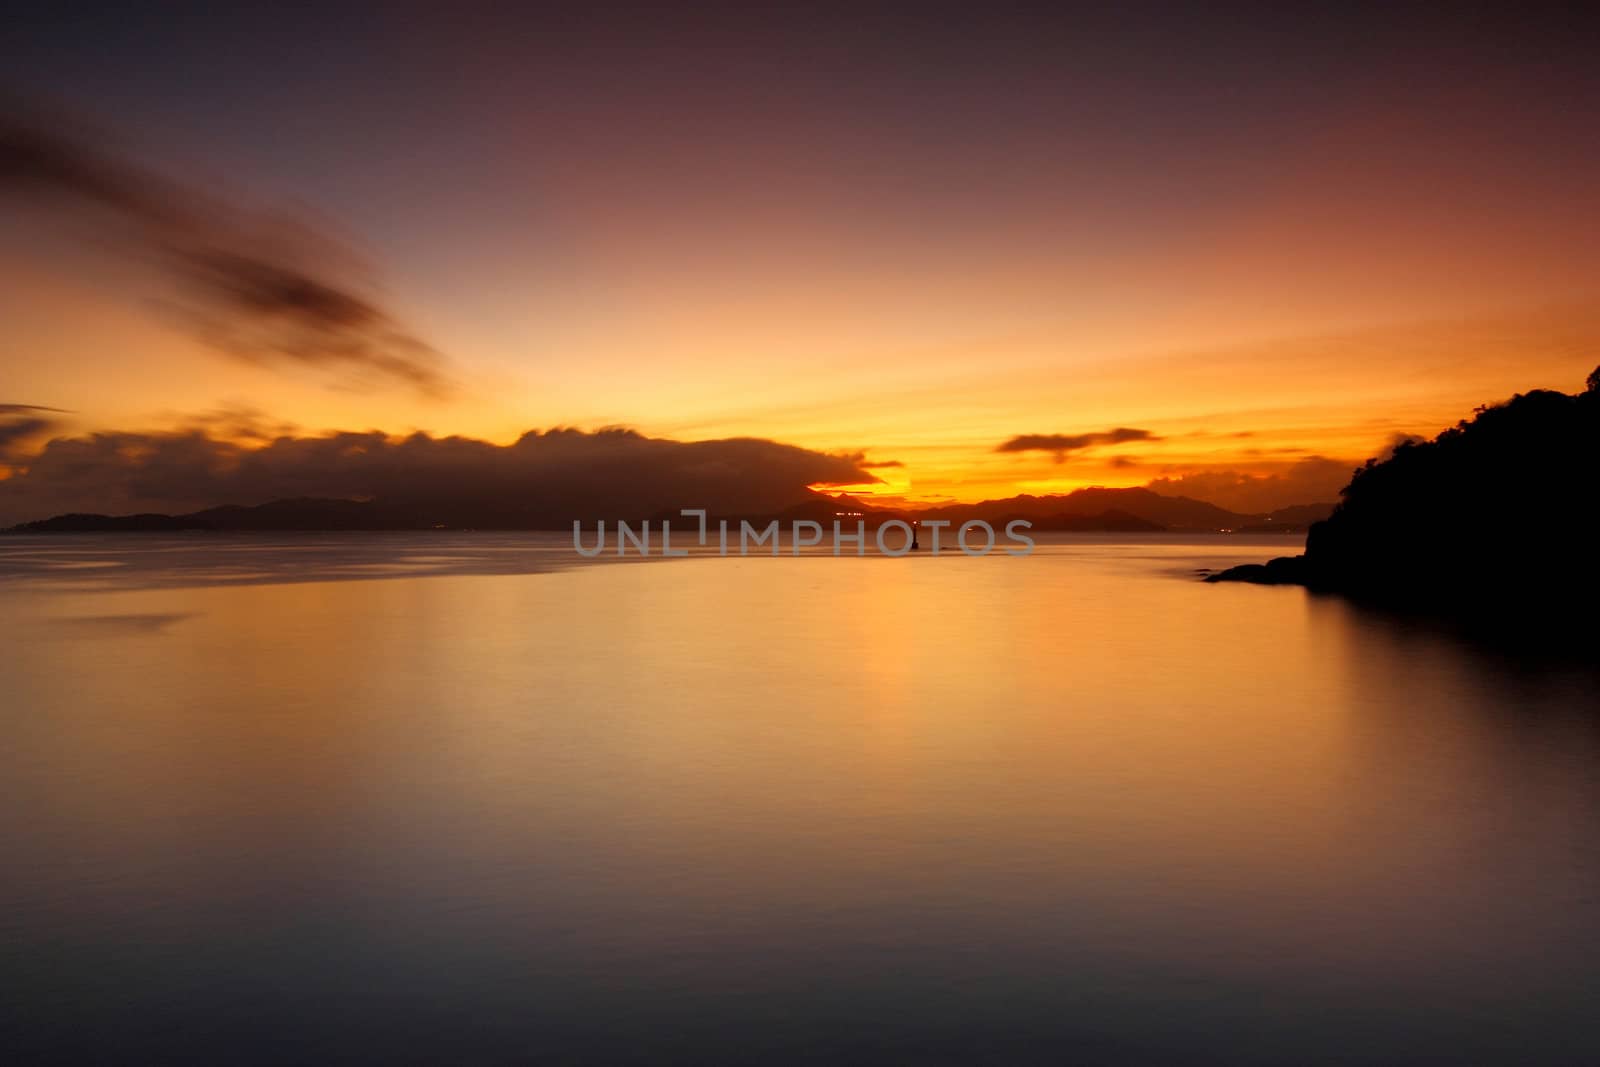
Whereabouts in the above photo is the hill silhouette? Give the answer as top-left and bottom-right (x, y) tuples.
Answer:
(1209, 366), (1600, 623)
(916, 487), (1331, 532)
(6, 486), (1335, 534)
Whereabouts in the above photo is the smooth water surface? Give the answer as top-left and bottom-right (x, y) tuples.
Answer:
(2, 534), (1598, 1064)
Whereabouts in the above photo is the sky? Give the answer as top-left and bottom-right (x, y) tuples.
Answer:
(3, 4), (1598, 518)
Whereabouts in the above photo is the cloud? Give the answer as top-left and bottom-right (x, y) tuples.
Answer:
(0, 423), (878, 526)
(1144, 456), (1356, 513)
(0, 102), (450, 396)
(0, 404), (71, 415)
(860, 459), (905, 468)
(0, 403), (68, 460)
(166, 404), (301, 443)
(996, 427), (1159, 462)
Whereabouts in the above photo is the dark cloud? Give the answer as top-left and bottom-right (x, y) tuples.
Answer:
(0, 416), (55, 455)
(860, 459), (905, 468)
(0, 103), (449, 396)
(996, 427), (1159, 462)
(1144, 456), (1355, 513)
(167, 405), (300, 443)
(0, 111), (177, 219)
(0, 423), (878, 526)
(0, 403), (68, 459)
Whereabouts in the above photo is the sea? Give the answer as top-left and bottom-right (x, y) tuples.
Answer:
(2, 532), (1597, 1064)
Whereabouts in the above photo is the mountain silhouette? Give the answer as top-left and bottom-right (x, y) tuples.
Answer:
(6, 486), (1336, 535)
(8, 498), (397, 533)
(917, 488), (1332, 532)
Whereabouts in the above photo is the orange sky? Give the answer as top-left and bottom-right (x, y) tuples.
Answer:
(4, 8), (1598, 510)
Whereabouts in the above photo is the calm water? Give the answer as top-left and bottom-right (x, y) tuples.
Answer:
(2, 534), (1598, 1064)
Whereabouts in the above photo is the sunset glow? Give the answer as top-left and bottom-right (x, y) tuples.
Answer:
(3, 8), (1598, 518)
(6, 9), (1600, 1064)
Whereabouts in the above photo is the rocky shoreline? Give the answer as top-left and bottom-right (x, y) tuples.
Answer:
(1204, 555), (1311, 586)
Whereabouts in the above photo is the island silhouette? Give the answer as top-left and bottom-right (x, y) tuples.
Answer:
(1210, 366), (1600, 631)
(5, 486), (1334, 535)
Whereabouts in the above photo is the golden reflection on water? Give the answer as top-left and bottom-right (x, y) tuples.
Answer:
(3, 538), (1598, 1061)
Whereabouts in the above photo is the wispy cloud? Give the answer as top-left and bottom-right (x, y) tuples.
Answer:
(996, 427), (1159, 462)
(0, 403), (71, 415)
(1, 101), (451, 396)
(0, 402), (69, 459)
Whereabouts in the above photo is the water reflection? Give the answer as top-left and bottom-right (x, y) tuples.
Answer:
(1, 536), (1596, 1063)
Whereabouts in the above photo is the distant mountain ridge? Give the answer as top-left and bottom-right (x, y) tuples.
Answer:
(7, 487), (1336, 534)
(917, 487), (1309, 531)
